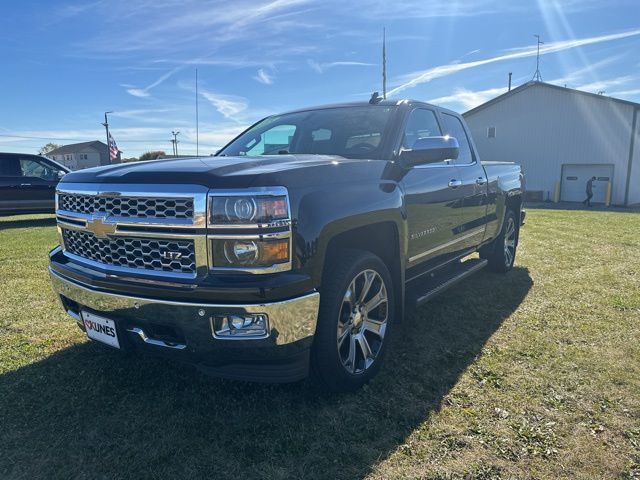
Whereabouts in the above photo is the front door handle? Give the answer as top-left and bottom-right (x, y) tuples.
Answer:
(20, 183), (32, 187)
(448, 179), (462, 188)
(475, 177), (486, 186)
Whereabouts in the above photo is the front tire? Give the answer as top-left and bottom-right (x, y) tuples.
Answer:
(481, 209), (518, 273)
(311, 250), (395, 392)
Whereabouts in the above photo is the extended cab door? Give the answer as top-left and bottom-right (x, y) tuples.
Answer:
(400, 108), (465, 274)
(0, 155), (27, 212)
(440, 112), (489, 251)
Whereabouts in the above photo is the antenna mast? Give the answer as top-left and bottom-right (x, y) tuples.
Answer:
(382, 27), (387, 99)
(533, 34), (544, 82)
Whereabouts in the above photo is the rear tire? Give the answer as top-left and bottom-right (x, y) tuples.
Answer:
(311, 250), (395, 392)
(481, 209), (518, 273)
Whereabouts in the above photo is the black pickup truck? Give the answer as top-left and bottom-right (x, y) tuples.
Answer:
(49, 99), (524, 391)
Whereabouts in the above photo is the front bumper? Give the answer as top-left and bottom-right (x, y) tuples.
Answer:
(49, 268), (320, 382)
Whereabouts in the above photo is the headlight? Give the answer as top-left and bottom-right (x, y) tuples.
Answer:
(207, 188), (292, 273)
(210, 195), (288, 225)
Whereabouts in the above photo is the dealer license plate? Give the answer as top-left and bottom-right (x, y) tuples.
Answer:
(82, 311), (120, 349)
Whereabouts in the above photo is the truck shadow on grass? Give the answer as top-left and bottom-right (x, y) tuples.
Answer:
(0, 215), (56, 230)
(0, 267), (532, 480)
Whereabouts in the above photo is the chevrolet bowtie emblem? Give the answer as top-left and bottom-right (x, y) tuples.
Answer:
(86, 216), (117, 238)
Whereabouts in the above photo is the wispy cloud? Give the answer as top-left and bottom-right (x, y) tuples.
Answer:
(253, 68), (274, 85)
(308, 59), (376, 73)
(154, 57), (279, 69)
(76, 0), (315, 54)
(388, 28), (640, 96)
(122, 66), (183, 98)
(608, 88), (640, 97)
(572, 75), (637, 94)
(109, 108), (186, 124)
(429, 86), (508, 110)
(187, 84), (248, 120)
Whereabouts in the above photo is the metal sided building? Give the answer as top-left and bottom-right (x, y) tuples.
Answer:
(463, 81), (640, 206)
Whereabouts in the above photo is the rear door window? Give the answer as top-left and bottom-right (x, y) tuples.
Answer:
(441, 113), (474, 165)
(403, 109), (442, 149)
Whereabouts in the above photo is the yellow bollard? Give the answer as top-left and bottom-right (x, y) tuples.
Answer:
(553, 181), (561, 203)
(605, 181), (612, 207)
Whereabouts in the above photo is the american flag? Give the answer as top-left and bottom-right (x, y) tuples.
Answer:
(108, 133), (119, 162)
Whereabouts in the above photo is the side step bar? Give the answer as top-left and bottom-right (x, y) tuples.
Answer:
(407, 258), (488, 308)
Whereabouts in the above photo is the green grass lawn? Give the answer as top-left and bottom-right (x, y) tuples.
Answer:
(1, 210), (638, 479)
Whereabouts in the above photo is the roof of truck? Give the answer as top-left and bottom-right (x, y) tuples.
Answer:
(280, 99), (460, 117)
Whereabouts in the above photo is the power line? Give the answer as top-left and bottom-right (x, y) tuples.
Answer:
(0, 133), (216, 146)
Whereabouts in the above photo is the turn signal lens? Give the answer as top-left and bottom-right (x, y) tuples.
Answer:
(213, 238), (289, 268)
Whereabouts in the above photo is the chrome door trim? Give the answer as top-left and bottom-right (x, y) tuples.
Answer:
(408, 226), (486, 264)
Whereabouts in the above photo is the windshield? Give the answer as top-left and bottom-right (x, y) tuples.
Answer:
(218, 106), (396, 160)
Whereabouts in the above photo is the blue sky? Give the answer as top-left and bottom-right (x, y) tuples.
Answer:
(1, 0), (639, 158)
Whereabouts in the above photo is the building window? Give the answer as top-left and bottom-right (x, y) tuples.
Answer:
(64, 154), (72, 162)
(487, 126), (496, 138)
(79, 153), (88, 160)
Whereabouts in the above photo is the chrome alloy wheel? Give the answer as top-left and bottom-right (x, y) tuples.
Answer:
(504, 216), (516, 268)
(337, 269), (389, 375)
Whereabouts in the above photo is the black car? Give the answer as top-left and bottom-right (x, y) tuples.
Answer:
(0, 152), (69, 215)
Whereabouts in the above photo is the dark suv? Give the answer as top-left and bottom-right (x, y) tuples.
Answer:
(0, 152), (69, 215)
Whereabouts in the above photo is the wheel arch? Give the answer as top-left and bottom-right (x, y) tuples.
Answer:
(322, 221), (405, 323)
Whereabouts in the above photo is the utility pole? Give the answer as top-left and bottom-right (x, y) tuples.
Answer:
(382, 27), (387, 99)
(508, 72), (512, 91)
(532, 34), (544, 82)
(101, 111), (113, 163)
(195, 68), (199, 157)
(171, 130), (180, 157)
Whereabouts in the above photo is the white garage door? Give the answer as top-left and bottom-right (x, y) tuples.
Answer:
(560, 164), (614, 204)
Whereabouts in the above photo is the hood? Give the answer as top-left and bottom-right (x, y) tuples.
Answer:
(60, 154), (392, 188)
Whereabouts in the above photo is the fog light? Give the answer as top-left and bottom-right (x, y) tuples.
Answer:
(212, 314), (269, 339)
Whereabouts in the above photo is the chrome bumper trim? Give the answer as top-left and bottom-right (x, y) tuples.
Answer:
(49, 268), (320, 346)
(126, 327), (187, 350)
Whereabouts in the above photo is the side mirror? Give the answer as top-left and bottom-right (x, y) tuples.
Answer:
(399, 136), (459, 168)
(57, 170), (66, 179)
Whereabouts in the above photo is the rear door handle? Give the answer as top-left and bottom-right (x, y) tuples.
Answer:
(475, 177), (486, 185)
(448, 179), (462, 188)
(20, 183), (32, 186)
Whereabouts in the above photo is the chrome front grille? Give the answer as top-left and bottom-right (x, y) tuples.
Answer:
(62, 228), (196, 274)
(55, 184), (209, 281)
(58, 193), (194, 219)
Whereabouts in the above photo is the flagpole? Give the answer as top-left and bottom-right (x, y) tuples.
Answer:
(102, 111), (112, 164)
(195, 68), (199, 157)
(382, 27), (387, 99)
